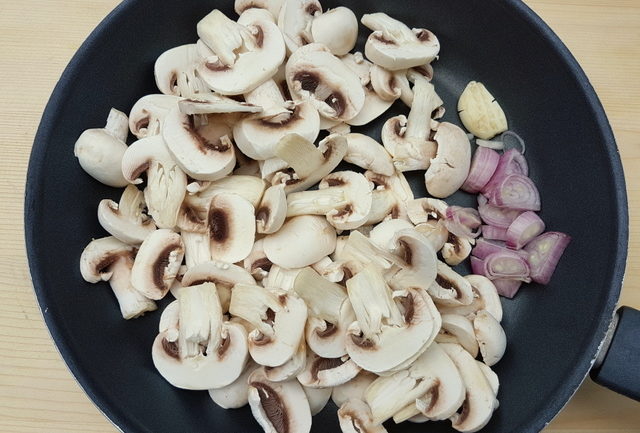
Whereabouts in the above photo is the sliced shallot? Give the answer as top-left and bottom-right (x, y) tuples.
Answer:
(472, 238), (528, 261)
(490, 174), (541, 211)
(461, 146), (500, 193)
(482, 148), (528, 195)
(492, 278), (523, 299)
(524, 231), (571, 284)
(445, 206), (482, 239)
(478, 195), (522, 228)
(482, 225), (508, 241)
(484, 251), (531, 282)
(506, 211), (545, 249)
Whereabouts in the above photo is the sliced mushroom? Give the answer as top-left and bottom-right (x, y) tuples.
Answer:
(477, 361), (500, 396)
(80, 237), (156, 319)
(428, 261), (474, 307)
(370, 65), (401, 102)
(229, 284), (307, 367)
(297, 352), (361, 388)
(440, 343), (498, 433)
(152, 283), (249, 389)
(310, 256), (345, 283)
(439, 275), (503, 322)
(340, 230), (401, 275)
(195, 174), (268, 209)
(263, 215), (337, 269)
(235, 0), (284, 20)
(74, 108), (129, 187)
(473, 310), (506, 367)
(345, 266), (440, 374)
(256, 184), (287, 234)
(406, 198), (449, 251)
(197, 10), (286, 95)
(248, 368), (312, 433)
(277, 0), (321, 53)
(361, 13), (439, 70)
(369, 219), (414, 253)
(387, 228), (438, 292)
(310, 7), (358, 56)
(97, 185), (157, 245)
(182, 260), (256, 313)
(272, 133), (347, 193)
(302, 385), (333, 416)
(365, 342), (464, 424)
(381, 79), (442, 172)
(332, 371), (378, 408)
(263, 265), (302, 292)
(264, 338), (307, 382)
(436, 314), (480, 358)
(442, 234), (473, 267)
(130, 229), (184, 300)
(234, 79), (320, 160)
(209, 359), (260, 409)
(128, 94), (180, 139)
(424, 122), (472, 198)
(260, 157), (289, 183)
(244, 239), (273, 282)
(177, 93), (262, 115)
(176, 201), (211, 269)
(286, 171), (373, 230)
(338, 399), (388, 433)
(457, 81), (508, 140)
(286, 43), (365, 122)
(364, 171), (413, 225)
(121, 135), (187, 229)
(208, 192), (256, 263)
(154, 44), (208, 97)
(343, 133), (395, 177)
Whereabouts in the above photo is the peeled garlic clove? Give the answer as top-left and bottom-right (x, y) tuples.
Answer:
(457, 81), (508, 140)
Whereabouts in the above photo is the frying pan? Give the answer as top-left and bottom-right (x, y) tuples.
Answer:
(24, 0), (640, 432)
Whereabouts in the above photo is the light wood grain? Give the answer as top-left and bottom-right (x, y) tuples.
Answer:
(0, 0), (638, 432)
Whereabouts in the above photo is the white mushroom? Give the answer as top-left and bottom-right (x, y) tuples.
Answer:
(154, 44), (208, 97)
(424, 122), (472, 198)
(235, 0), (284, 20)
(361, 13), (439, 71)
(264, 338), (307, 382)
(248, 368), (312, 433)
(263, 215), (337, 269)
(176, 202), (211, 270)
(364, 171), (413, 225)
(256, 184), (287, 234)
(473, 310), (507, 367)
(386, 228), (439, 292)
(437, 314), (480, 358)
(286, 43), (365, 122)
(332, 371), (378, 408)
(310, 256), (345, 283)
(439, 275), (503, 322)
(263, 265), (303, 292)
(177, 93), (262, 115)
(194, 175), (268, 209)
(369, 219), (414, 253)
(208, 359), (260, 409)
(370, 65), (402, 102)
(130, 229), (184, 300)
(79, 237), (156, 319)
(428, 261), (474, 307)
(208, 192), (256, 263)
(229, 284), (307, 367)
(197, 10), (286, 95)
(277, 0), (322, 53)
(297, 352), (361, 388)
(343, 133), (395, 177)
(128, 94), (179, 139)
(260, 157), (289, 183)
(310, 7), (358, 56)
(244, 239), (273, 282)
(121, 135), (187, 229)
(338, 399), (388, 433)
(458, 81), (508, 140)
(97, 185), (156, 245)
(406, 198), (449, 251)
(74, 108), (129, 187)
(302, 385), (333, 416)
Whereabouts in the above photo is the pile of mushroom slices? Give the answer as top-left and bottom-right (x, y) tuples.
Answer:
(76, 1), (511, 432)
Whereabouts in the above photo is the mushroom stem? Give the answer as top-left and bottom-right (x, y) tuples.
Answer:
(108, 255), (157, 320)
(362, 13), (415, 42)
(404, 79), (441, 140)
(178, 283), (223, 359)
(182, 231), (212, 269)
(228, 284), (282, 336)
(105, 108), (129, 143)
(244, 79), (291, 122)
(294, 267), (346, 324)
(286, 188), (348, 217)
(275, 133), (326, 178)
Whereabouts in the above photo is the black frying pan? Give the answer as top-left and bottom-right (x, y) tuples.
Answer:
(24, 0), (640, 432)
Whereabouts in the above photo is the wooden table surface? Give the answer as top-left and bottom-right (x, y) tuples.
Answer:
(1, 0), (639, 432)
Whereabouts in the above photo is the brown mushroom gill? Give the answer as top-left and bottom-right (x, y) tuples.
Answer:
(260, 107), (301, 128)
(311, 357), (345, 380)
(153, 244), (181, 289)
(435, 275), (462, 299)
(415, 29), (433, 42)
(217, 334), (231, 357)
(135, 117), (150, 132)
(208, 209), (229, 243)
(162, 338), (180, 360)
(334, 204), (353, 218)
(324, 92), (345, 117)
(456, 393), (470, 423)
(373, 34), (396, 45)
(422, 380), (440, 412)
(316, 321), (337, 338)
(350, 333), (375, 349)
(398, 293), (415, 323)
(293, 71), (320, 93)
(447, 233), (461, 253)
(252, 382), (289, 433)
(305, 3), (321, 15)
(256, 207), (270, 225)
(185, 117), (231, 154)
(397, 240), (413, 266)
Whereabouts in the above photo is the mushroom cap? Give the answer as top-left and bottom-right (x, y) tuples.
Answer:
(302, 385), (333, 416)
(343, 133), (395, 177)
(128, 94), (180, 139)
(438, 314), (480, 358)
(235, 0), (284, 20)
(256, 184), (288, 234)
(428, 261), (474, 307)
(425, 122), (472, 198)
(163, 108), (236, 181)
(263, 215), (337, 269)
(387, 228), (438, 291)
(319, 171), (374, 230)
(264, 338), (307, 382)
(197, 12), (286, 95)
(306, 300), (355, 359)
(248, 368), (312, 433)
(286, 43), (365, 122)
(208, 359), (259, 409)
(361, 13), (440, 71)
(197, 174), (268, 209)
(440, 275), (503, 322)
(74, 128), (129, 187)
(152, 321), (249, 390)
(243, 238), (272, 281)
(208, 193), (256, 264)
(154, 44), (203, 97)
(80, 236), (135, 283)
(441, 234), (473, 266)
(332, 371), (378, 408)
(338, 399), (388, 433)
(97, 185), (157, 245)
(311, 7), (358, 56)
(297, 353), (361, 388)
(473, 310), (507, 366)
(380, 115), (437, 172)
(130, 229), (184, 300)
(277, 0), (321, 53)
(369, 219), (414, 252)
(369, 64), (402, 102)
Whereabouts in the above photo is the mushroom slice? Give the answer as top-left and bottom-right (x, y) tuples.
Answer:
(361, 13), (439, 71)
(297, 353), (361, 388)
(234, 79), (320, 160)
(381, 79), (442, 172)
(439, 275), (503, 322)
(286, 43), (365, 122)
(477, 361), (500, 396)
(208, 193), (256, 263)
(277, 0), (321, 53)
(387, 228), (438, 292)
(74, 108), (129, 187)
(332, 371), (378, 408)
(152, 283), (249, 390)
(272, 133), (347, 193)
(163, 108), (236, 181)
(425, 122), (472, 198)
(429, 261), (474, 307)
(80, 237), (156, 319)
(294, 267), (354, 358)
(406, 197), (449, 251)
(128, 94), (179, 139)
(345, 266), (439, 374)
(473, 310), (507, 367)
(365, 342), (465, 424)
(311, 7), (358, 56)
(229, 284), (307, 367)
(244, 239), (272, 282)
(437, 314), (480, 358)
(154, 44), (208, 97)
(209, 359), (260, 409)
(340, 230), (401, 275)
(369, 219), (414, 253)
(182, 260), (256, 314)
(256, 184), (287, 234)
(286, 171), (373, 230)
(260, 157), (289, 183)
(440, 343), (498, 433)
(197, 10), (286, 95)
(364, 171), (413, 225)
(176, 202), (211, 270)
(442, 234), (473, 267)
(458, 81), (508, 140)
(121, 135), (187, 229)
(340, 53), (395, 126)
(263, 215), (337, 269)
(338, 399), (388, 433)
(178, 93), (262, 115)
(311, 256), (345, 283)
(235, 0), (284, 20)
(97, 185), (157, 245)
(263, 265), (303, 292)
(264, 338), (307, 382)
(303, 385), (333, 416)
(130, 229), (184, 300)
(370, 65), (402, 102)
(195, 175), (267, 209)
(343, 133), (395, 177)
(248, 368), (312, 433)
